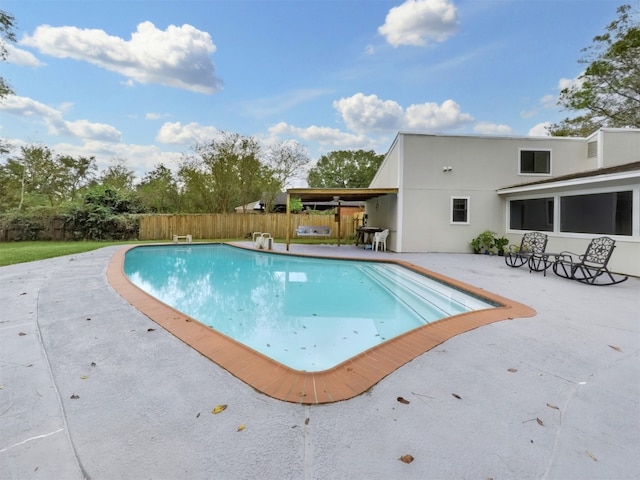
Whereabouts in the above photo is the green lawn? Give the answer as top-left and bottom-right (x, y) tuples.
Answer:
(0, 241), (140, 267)
(0, 237), (347, 267)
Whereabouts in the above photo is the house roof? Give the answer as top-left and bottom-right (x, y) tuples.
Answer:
(497, 161), (640, 194)
(285, 187), (398, 203)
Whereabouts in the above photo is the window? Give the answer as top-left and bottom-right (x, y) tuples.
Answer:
(560, 191), (632, 235)
(509, 198), (554, 231)
(519, 149), (551, 174)
(451, 197), (469, 224)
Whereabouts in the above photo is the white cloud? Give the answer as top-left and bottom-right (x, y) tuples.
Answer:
(558, 74), (583, 92)
(333, 93), (473, 133)
(51, 140), (183, 180)
(145, 112), (172, 120)
(156, 121), (222, 145)
(268, 122), (376, 150)
(21, 21), (220, 94)
(333, 93), (404, 133)
(378, 0), (459, 47)
(539, 94), (557, 110)
(528, 122), (551, 136)
(404, 99), (473, 130)
(5, 44), (44, 67)
(0, 95), (122, 142)
(473, 122), (514, 135)
(65, 119), (121, 142)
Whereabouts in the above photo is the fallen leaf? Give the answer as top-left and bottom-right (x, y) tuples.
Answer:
(0, 385), (4, 389)
(18, 332), (26, 336)
(305, 418), (310, 425)
(507, 368), (518, 373)
(397, 396), (410, 404)
(608, 345), (622, 352)
(586, 450), (598, 461)
(546, 403), (559, 410)
(536, 417), (544, 426)
(237, 424), (246, 432)
(80, 375), (89, 380)
(147, 328), (156, 332)
(452, 393), (462, 400)
(90, 362), (96, 367)
(70, 394), (79, 399)
(399, 454), (414, 464)
(86, 318), (91, 321)
(297, 392), (307, 397)
(196, 412), (200, 418)
(212, 404), (227, 414)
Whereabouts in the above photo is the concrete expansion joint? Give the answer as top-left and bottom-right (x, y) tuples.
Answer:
(34, 274), (88, 480)
(303, 405), (313, 479)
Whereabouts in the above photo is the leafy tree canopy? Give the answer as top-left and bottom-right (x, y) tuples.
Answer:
(550, 4), (640, 136)
(0, 145), (96, 210)
(306, 149), (384, 188)
(178, 132), (279, 213)
(136, 164), (180, 213)
(0, 9), (16, 100)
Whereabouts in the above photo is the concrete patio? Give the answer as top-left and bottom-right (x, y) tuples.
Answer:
(1, 243), (638, 479)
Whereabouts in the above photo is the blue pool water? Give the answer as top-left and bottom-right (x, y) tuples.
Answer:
(124, 244), (494, 371)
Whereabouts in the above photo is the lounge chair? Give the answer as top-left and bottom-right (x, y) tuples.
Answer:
(552, 236), (628, 286)
(504, 232), (548, 270)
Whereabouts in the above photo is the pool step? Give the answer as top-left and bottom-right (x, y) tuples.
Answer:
(357, 264), (488, 322)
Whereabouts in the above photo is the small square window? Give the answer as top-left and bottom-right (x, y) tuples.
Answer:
(451, 197), (469, 224)
(520, 150), (551, 174)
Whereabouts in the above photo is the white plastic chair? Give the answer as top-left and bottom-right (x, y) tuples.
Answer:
(372, 229), (389, 251)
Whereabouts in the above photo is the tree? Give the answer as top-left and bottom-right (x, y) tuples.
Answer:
(0, 10), (16, 156)
(0, 145), (96, 209)
(550, 4), (640, 136)
(136, 164), (180, 213)
(266, 140), (310, 188)
(0, 10), (16, 100)
(178, 132), (277, 213)
(307, 150), (384, 188)
(99, 158), (136, 192)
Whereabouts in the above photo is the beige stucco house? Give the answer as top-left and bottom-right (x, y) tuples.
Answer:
(365, 128), (640, 276)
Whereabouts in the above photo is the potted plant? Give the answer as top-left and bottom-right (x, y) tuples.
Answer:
(470, 236), (483, 254)
(470, 230), (497, 254)
(494, 236), (509, 256)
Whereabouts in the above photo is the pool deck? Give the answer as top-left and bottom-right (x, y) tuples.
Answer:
(1, 242), (639, 479)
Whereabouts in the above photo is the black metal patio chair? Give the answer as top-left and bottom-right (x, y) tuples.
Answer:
(505, 232), (548, 271)
(552, 236), (628, 286)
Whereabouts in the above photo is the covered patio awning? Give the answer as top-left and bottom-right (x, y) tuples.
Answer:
(284, 187), (398, 250)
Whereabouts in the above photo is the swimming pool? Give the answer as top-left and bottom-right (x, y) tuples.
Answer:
(123, 244), (494, 371)
(109, 244), (535, 403)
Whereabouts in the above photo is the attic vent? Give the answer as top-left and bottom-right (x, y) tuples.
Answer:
(587, 141), (598, 157)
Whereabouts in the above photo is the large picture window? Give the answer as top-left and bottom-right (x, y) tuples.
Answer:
(509, 198), (554, 231)
(561, 191), (632, 235)
(451, 197), (469, 224)
(519, 150), (551, 174)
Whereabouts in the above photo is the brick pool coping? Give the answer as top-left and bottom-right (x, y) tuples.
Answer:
(106, 244), (536, 404)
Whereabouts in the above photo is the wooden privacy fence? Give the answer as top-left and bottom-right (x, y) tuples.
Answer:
(138, 213), (358, 241)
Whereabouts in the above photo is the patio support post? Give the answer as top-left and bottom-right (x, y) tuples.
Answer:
(286, 192), (291, 251)
(334, 196), (341, 247)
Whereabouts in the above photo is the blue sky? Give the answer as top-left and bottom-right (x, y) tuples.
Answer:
(0, 0), (623, 184)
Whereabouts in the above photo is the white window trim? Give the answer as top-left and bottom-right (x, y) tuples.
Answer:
(518, 148), (552, 176)
(450, 196), (470, 225)
(505, 184), (640, 240)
